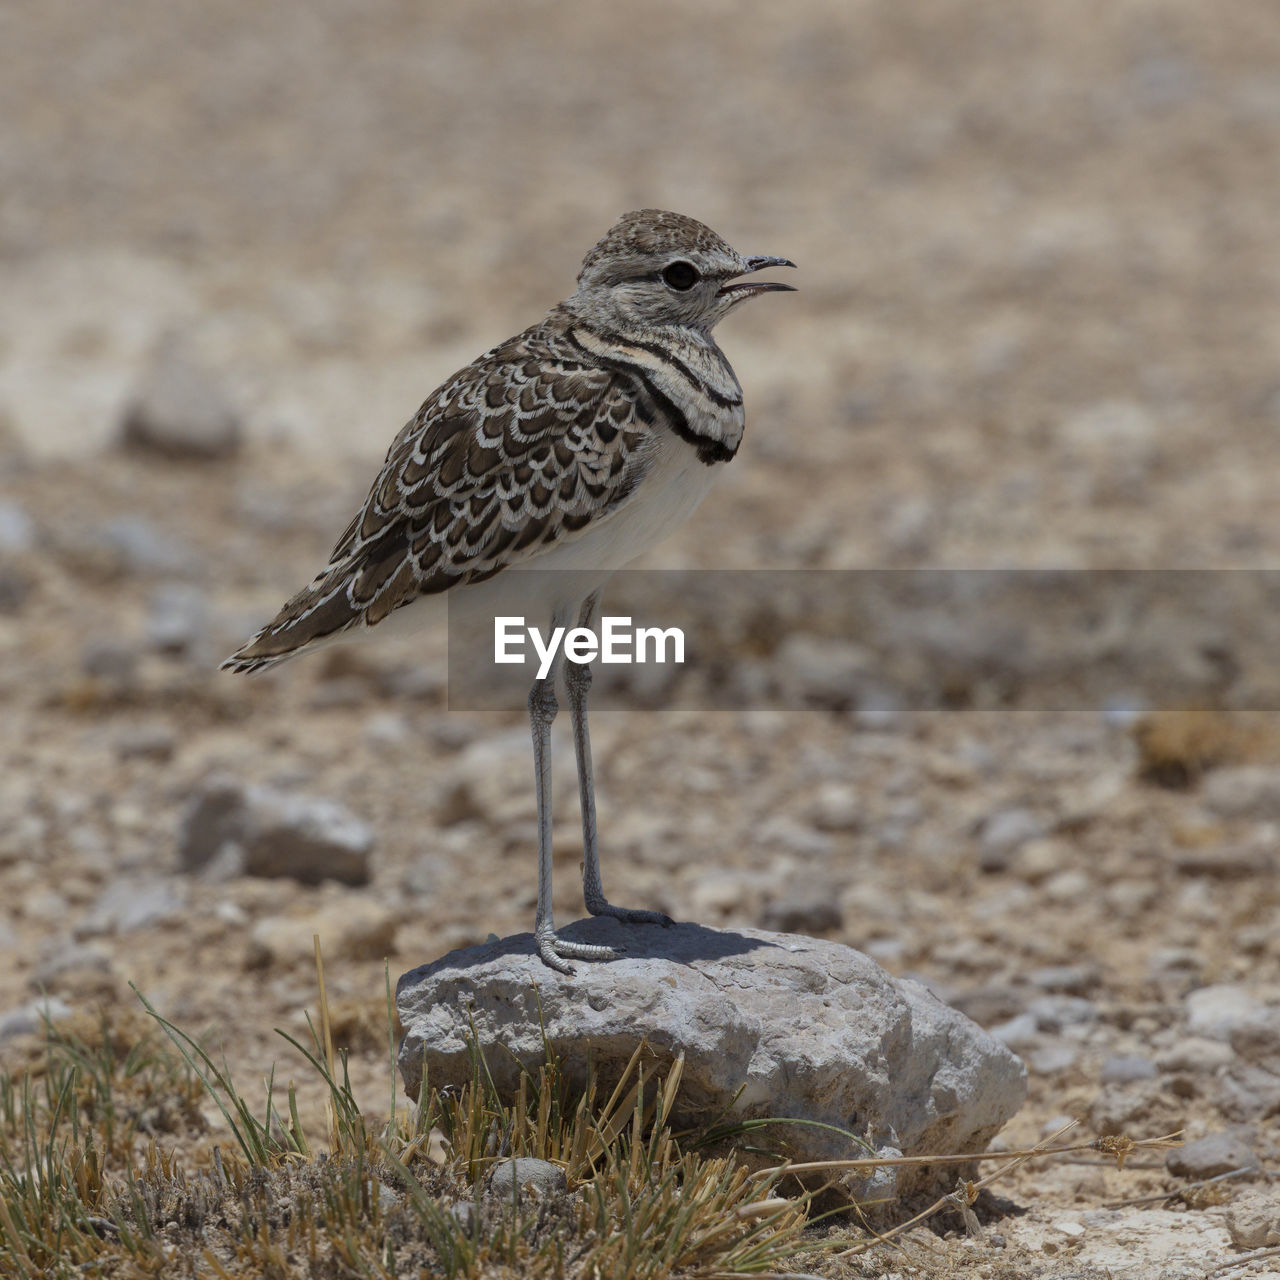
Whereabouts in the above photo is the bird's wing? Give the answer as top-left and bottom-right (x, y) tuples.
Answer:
(223, 324), (656, 671)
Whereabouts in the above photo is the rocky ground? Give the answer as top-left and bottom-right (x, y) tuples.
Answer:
(2, 2), (1280, 1275)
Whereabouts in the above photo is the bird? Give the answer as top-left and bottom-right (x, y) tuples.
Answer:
(223, 209), (795, 972)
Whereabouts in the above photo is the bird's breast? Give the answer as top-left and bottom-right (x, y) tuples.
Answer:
(568, 323), (746, 459)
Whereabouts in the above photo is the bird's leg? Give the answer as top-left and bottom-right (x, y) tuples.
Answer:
(568, 593), (673, 930)
(529, 665), (617, 975)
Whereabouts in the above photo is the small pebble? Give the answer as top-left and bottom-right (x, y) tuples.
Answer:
(115, 723), (177, 763)
(488, 1158), (566, 1201)
(119, 336), (242, 460)
(1100, 1054), (1158, 1085)
(0, 997), (73, 1042)
(1226, 1190), (1280, 1249)
(990, 1013), (1039, 1050)
(1029, 1043), (1079, 1076)
(1166, 1130), (1258, 1180)
(1186, 985), (1262, 1041)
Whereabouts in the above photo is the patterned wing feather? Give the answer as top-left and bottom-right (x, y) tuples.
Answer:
(223, 319), (654, 672)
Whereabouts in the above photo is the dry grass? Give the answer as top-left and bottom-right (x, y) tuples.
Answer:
(1133, 709), (1275, 788)
(0, 951), (1192, 1279)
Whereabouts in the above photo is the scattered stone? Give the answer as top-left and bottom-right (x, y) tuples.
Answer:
(115, 722), (177, 763)
(1157, 1038), (1235, 1074)
(440, 732), (538, 827)
(247, 899), (398, 967)
(977, 808), (1046, 871)
(0, 565), (27, 614)
(1229, 1006), (1280, 1069)
(1009, 837), (1068, 883)
(949, 986), (1026, 1027)
(29, 943), (115, 992)
(854, 690), (904, 732)
(759, 889), (842, 936)
(1089, 1080), (1175, 1135)
(687, 870), (771, 919)
(1202, 766), (1280, 822)
(179, 776), (374, 885)
(1226, 1190), (1280, 1249)
(0, 996), (73, 1043)
(1173, 844), (1275, 879)
(99, 516), (198, 575)
(1042, 869), (1093, 904)
(1100, 1054), (1157, 1085)
(1028, 1044), (1079, 1076)
(378, 665), (443, 701)
(1027, 995), (1098, 1032)
(119, 336), (242, 460)
(1029, 964), (1099, 995)
(365, 711), (413, 749)
(401, 852), (451, 899)
(307, 678), (370, 711)
(1216, 1062), (1280, 1123)
(214, 901), (249, 927)
(76, 877), (186, 937)
(1041, 1113), (1077, 1139)
(0, 501), (34, 554)
(776, 634), (874, 709)
(81, 638), (138, 684)
(488, 1158), (567, 1201)
(397, 922), (1027, 1197)
(755, 814), (832, 858)
(1147, 946), (1203, 986)
(1186, 985), (1263, 1041)
(144, 584), (208, 656)
(447, 1201), (476, 1230)
(849, 1143), (904, 1202)
(990, 1014), (1039, 1051)
(1166, 1130), (1258, 1180)
(809, 783), (861, 832)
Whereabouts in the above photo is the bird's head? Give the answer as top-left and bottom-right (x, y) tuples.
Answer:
(569, 209), (795, 333)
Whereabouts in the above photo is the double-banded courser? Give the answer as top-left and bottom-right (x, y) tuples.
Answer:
(225, 210), (794, 971)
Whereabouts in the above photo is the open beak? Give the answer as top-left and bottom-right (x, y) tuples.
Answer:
(717, 254), (798, 299)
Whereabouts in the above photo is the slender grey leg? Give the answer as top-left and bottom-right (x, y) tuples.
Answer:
(568, 592), (673, 930)
(528, 622), (617, 974)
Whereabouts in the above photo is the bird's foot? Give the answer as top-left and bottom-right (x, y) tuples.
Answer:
(535, 927), (619, 975)
(584, 897), (674, 928)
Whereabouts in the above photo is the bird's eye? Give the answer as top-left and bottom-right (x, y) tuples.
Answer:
(662, 261), (699, 291)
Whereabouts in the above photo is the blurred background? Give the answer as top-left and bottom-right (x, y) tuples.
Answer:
(1, 0), (1279, 1247)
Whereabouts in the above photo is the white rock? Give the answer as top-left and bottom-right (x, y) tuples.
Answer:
(488, 1158), (567, 1201)
(0, 996), (73, 1042)
(990, 1013), (1040, 1051)
(76, 878), (187, 937)
(397, 922), (1027, 1197)
(1186, 985), (1264, 1041)
(0, 502), (34, 554)
(810, 784), (861, 832)
(179, 775), (374, 886)
(1203, 767), (1280, 822)
(248, 899), (398, 967)
(119, 335), (242, 460)
(1227, 1190), (1280, 1249)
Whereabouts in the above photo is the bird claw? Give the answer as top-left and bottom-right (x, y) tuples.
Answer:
(585, 901), (674, 928)
(535, 930), (620, 975)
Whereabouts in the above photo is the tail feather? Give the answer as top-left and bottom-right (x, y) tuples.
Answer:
(222, 574), (361, 674)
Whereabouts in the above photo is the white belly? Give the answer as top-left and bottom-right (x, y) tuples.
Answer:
(526, 434), (718, 575)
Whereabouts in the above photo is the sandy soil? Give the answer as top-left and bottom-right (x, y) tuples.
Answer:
(2, 2), (1279, 1275)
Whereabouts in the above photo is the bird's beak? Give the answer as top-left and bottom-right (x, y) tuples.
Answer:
(717, 255), (798, 298)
